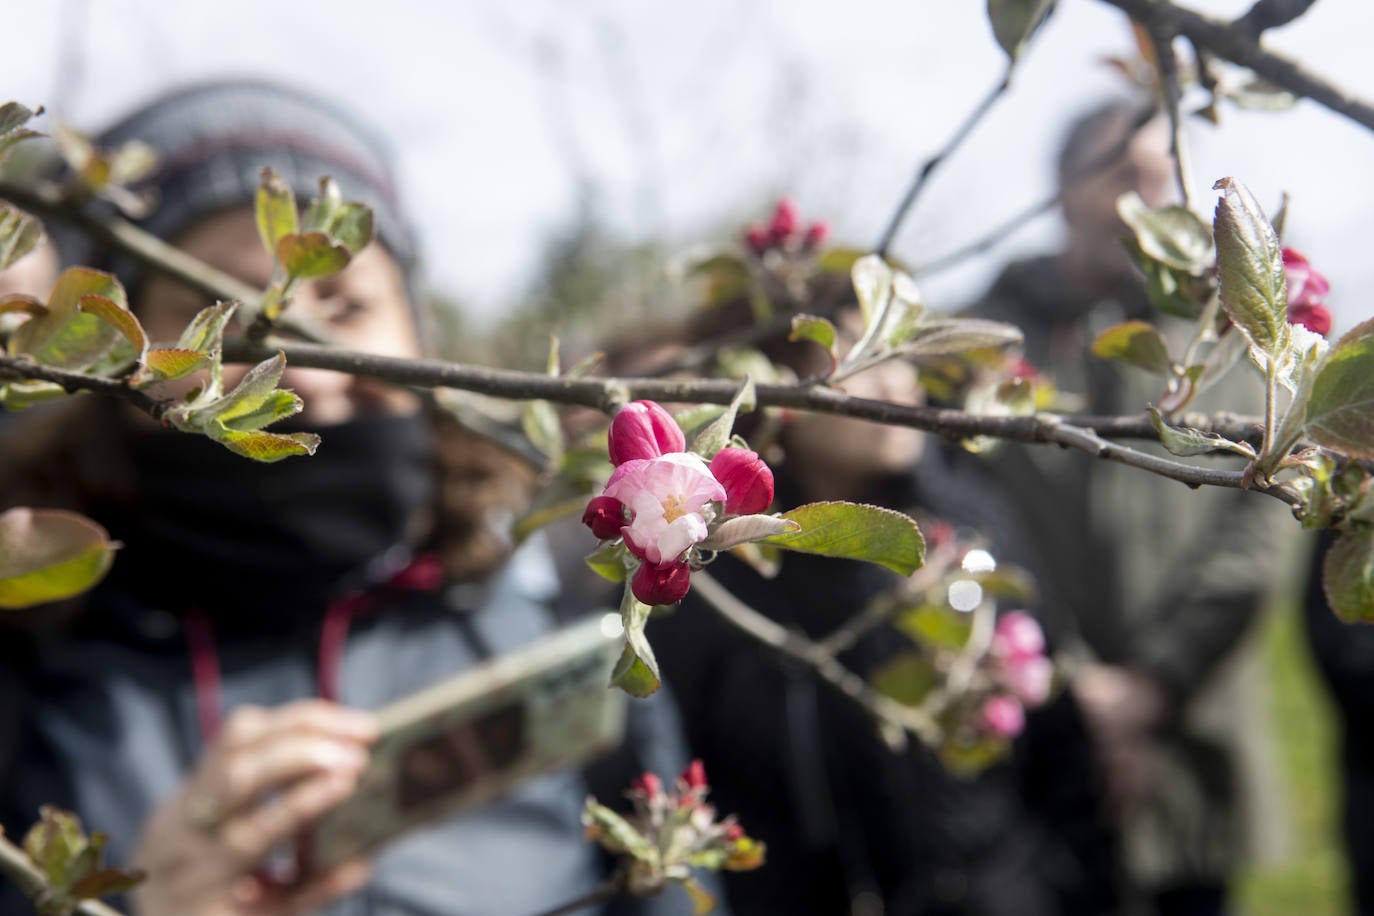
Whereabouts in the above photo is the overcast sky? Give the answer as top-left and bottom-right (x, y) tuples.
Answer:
(6, 0), (1374, 331)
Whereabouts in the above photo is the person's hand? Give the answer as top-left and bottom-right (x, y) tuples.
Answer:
(130, 700), (378, 916)
(1072, 664), (1169, 815)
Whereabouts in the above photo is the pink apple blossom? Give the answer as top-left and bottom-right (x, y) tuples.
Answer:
(1002, 655), (1054, 707)
(981, 695), (1025, 737)
(1283, 247), (1331, 308)
(604, 452), (726, 566)
(991, 610), (1045, 662)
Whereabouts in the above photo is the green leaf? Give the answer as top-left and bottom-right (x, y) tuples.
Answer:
(78, 294), (147, 361)
(216, 389), (303, 432)
(0, 204), (42, 272)
(851, 254), (892, 328)
(512, 496), (588, 545)
(762, 501), (925, 576)
(300, 176), (343, 233)
(697, 514), (800, 552)
(276, 232), (351, 280)
(207, 351), (289, 422)
(0, 509), (116, 610)
(585, 540), (629, 583)
(1323, 525), (1374, 623)
(789, 314), (836, 352)
(255, 167), (299, 256)
(329, 201), (374, 255)
(1124, 240), (1206, 320)
(814, 247), (867, 278)
(1212, 177), (1288, 360)
(1305, 319), (1374, 459)
(0, 101), (37, 137)
(687, 253), (751, 308)
(1092, 320), (1172, 374)
(582, 798), (655, 859)
(174, 302), (237, 354)
(144, 347), (210, 381)
(896, 318), (1023, 358)
(870, 651), (938, 706)
(987, 0), (1055, 62)
(1117, 192), (1213, 273)
(690, 377), (756, 459)
(522, 400), (564, 464)
(23, 807), (87, 889)
(213, 428), (320, 462)
(1148, 406), (1256, 458)
(106, 140), (158, 187)
(611, 585), (660, 697)
(11, 268), (127, 371)
(895, 605), (973, 651)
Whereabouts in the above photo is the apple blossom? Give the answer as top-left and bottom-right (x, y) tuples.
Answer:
(1283, 247), (1333, 336)
(990, 610), (1045, 662)
(608, 400), (686, 466)
(1001, 655), (1053, 707)
(605, 452), (726, 566)
(981, 695), (1025, 738)
(710, 447), (775, 515)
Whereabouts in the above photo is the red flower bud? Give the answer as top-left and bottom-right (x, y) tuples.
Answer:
(608, 400), (685, 465)
(1283, 247), (1331, 308)
(582, 495), (626, 540)
(745, 224), (770, 256)
(681, 758), (708, 791)
(769, 198), (798, 243)
(631, 560), (692, 605)
(724, 822), (745, 841)
(1289, 302), (1333, 337)
(1006, 356), (1039, 382)
(632, 771), (663, 798)
(709, 448), (774, 515)
(801, 221), (829, 252)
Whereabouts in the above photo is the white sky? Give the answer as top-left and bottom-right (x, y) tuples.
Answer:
(5, 0), (1374, 331)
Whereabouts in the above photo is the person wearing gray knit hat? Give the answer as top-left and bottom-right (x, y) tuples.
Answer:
(0, 80), (710, 916)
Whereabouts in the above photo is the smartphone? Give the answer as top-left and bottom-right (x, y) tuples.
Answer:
(299, 614), (627, 874)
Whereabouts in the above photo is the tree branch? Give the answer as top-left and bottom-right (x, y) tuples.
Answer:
(691, 571), (939, 747)
(0, 179), (259, 305)
(0, 835), (125, 916)
(1097, 0), (1374, 133)
(0, 355), (168, 416)
(1234, 0), (1320, 38)
(1148, 25), (1197, 210)
(875, 68), (1014, 258)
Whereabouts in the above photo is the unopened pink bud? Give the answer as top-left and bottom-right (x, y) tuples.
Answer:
(769, 198), (798, 243)
(1290, 302), (1333, 337)
(582, 495), (626, 540)
(709, 447), (775, 515)
(632, 771), (663, 798)
(745, 224), (770, 256)
(631, 559), (692, 605)
(991, 611), (1045, 662)
(724, 822), (745, 841)
(802, 221), (829, 251)
(1283, 247), (1331, 309)
(608, 400), (686, 465)
(682, 758), (708, 791)
(982, 695), (1025, 737)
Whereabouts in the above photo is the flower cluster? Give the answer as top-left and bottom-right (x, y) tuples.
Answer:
(979, 611), (1054, 738)
(744, 198), (828, 257)
(582, 760), (765, 907)
(1283, 247), (1333, 337)
(583, 400), (776, 605)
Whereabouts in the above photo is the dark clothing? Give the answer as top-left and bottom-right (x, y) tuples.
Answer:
(657, 448), (1118, 915)
(1303, 530), (1374, 916)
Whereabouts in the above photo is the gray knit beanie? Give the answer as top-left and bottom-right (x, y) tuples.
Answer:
(63, 78), (419, 304)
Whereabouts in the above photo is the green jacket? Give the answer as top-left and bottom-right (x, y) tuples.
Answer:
(970, 255), (1293, 889)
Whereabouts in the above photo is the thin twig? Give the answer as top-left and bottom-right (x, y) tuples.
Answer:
(910, 105), (1159, 279)
(1149, 25), (1197, 210)
(875, 67), (1014, 258)
(693, 570), (944, 747)
(0, 835), (125, 916)
(1098, 0), (1374, 133)
(0, 179), (258, 305)
(0, 356), (168, 416)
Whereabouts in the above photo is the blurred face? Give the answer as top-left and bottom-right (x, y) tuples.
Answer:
(138, 207), (422, 425)
(0, 238), (58, 300)
(1060, 115), (1173, 290)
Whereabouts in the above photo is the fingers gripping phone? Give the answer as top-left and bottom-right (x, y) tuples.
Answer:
(299, 615), (627, 874)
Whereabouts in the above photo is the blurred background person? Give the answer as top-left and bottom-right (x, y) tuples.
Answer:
(0, 79), (701, 916)
(965, 99), (1294, 916)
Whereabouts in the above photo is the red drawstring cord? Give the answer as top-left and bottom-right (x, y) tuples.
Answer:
(184, 608), (224, 743)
